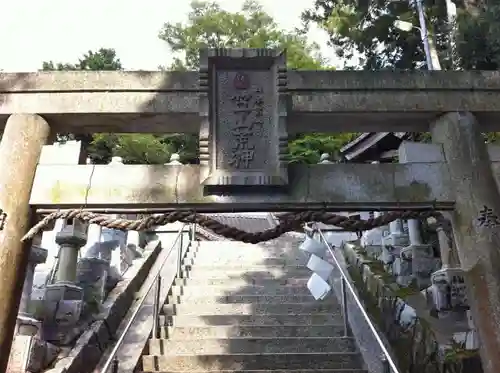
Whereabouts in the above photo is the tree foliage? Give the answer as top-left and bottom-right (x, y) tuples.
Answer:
(159, 0), (354, 163)
(42, 1), (360, 165)
(42, 49), (194, 164)
(302, 0), (500, 71)
(42, 48), (123, 71)
(159, 0), (326, 70)
(302, 0), (500, 144)
(287, 133), (360, 164)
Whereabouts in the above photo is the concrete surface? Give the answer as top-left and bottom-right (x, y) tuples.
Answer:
(29, 162), (454, 207)
(140, 235), (367, 373)
(3, 70), (500, 133)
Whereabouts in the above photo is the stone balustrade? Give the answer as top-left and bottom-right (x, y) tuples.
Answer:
(8, 143), (152, 372)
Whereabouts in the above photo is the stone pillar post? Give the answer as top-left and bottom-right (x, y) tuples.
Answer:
(165, 153), (182, 165)
(429, 227), (468, 321)
(101, 218), (126, 277)
(81, 223), (102, 258)
(109, 156), (124, 165)
(55, 238), (82, 284)
(104, 156), (129, 273)
(431, 112), (500, 373)
(400, 219), (437, 288)
(17, 246), (48, 336)
(318, 153), (332, 164)
(398, 141), (440, 288)
(382, 219), (409, 281)
(19, 246), (48, 316)
(44, 219), (86, 344)
(361, 211), (388, 258)
(126, 229), (143, 259)
(374, 212), (390, 237)
(407, 219), (422, 245)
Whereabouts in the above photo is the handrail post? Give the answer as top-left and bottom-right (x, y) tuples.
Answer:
(112, 357), (119, 373)
(340, 277), (349, 337)
(177, 229), (184, 278)
(381, 355), (391, 373)
(153, 275), (162, 339)
(190, 221), (196, 244)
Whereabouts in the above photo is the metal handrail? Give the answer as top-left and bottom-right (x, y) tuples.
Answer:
(316, 228), (400, 373)
(101, 223), (188, 373)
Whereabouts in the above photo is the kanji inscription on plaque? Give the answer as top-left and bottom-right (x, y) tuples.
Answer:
(198, 48), (288, 191)
(476, 205), (500, 228)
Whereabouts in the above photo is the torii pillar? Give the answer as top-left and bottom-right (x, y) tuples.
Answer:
(0, 114), (51, 372)
(431, 112), (500, 373)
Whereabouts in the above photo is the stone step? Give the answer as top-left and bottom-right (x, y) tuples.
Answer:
(179, 268), (309, 280)
(163, 303), (339, 316)
(195, 241), (305, 251)
(162, 324), (346, 339)
(137, 369), (368, 373)
(174, 278), (309, 287)
(197, 241), (262, 248)
(142, 352), (363, 371)
(187, 248), (308, 258)
(170, 285), (311, 296)
(168, 294), (321, 304)
(192, 244), (300, 252)
(190, 247), (305, 256)
(148, 337), (357, 355)
(160, 313), (344, 327)
(183, 257), (307, 266)
(183, 264), (309, 271)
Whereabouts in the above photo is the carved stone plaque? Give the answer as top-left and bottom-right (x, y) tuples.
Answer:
(199, 48), (288, 191)
(431, 267), (468, 313)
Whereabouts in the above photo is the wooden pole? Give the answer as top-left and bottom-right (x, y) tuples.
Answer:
(431, 112), (500, 373)
(0, 114), (50, 372)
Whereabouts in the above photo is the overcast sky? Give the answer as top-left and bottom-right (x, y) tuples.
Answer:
(0, 0), (337, 72)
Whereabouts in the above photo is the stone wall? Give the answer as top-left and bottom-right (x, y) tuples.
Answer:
(340, 241), (482, 373)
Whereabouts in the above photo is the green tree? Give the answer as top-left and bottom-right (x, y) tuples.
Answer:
(287, 133), (360, 164)
(302, 1), (500, 145)
(160, 0), (354, 163)
(42, 49), (180, 164)
(301, 0), (455, 70)
(42, 48), (123, 71)
(42, 48), (124, 163)
(302, 0), (500, 71)
(160, 0), (325, 70)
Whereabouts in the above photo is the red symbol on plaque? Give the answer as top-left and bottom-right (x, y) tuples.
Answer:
(233, 72), (250, 90)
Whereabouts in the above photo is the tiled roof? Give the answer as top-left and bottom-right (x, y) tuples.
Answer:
(196, 212), (278, 240)
(339, 132), (409, 162)
(203, 213), (277, 232)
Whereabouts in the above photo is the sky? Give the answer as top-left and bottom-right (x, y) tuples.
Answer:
(0, 0), (337, 72)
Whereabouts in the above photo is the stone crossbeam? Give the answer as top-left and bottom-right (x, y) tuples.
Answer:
(28, 141), (500, 210)
(3, 70), (500, 133)
(29, 162), (454, 210)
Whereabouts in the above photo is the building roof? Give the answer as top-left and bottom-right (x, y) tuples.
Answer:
(340, 132), (408, 162)
(196, 212), (278, 240)
(204, 213), (277, 232)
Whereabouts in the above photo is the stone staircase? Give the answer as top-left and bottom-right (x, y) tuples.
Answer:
(140, 238), (367, 373)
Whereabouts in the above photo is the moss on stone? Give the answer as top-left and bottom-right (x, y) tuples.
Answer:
(394, 180), (432, 202)
(343, 243), (481, 373)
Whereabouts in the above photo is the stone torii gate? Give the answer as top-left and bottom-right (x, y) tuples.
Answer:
(2, 49), (500, 372)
